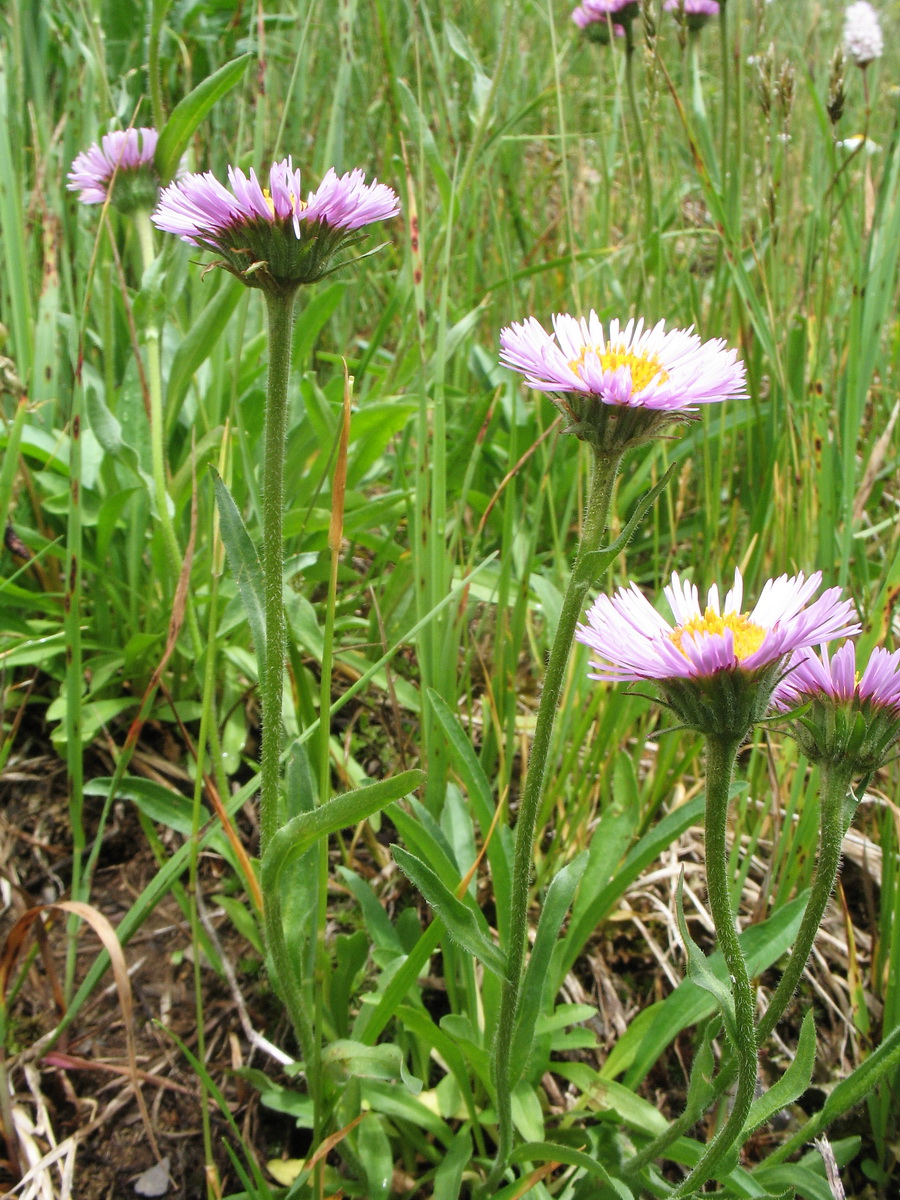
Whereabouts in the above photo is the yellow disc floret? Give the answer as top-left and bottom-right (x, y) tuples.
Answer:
(670, 608), (766, 661)
(568, 341), (670, 391)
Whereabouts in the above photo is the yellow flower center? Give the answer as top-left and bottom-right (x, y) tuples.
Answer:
(670, 608), (766, 661)
(262, 187), (305, 216)
(568, 342), (670, 391)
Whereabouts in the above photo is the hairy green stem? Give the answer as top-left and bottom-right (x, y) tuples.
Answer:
(259, 288), (298, 855)
(255, 287), (318, 1084)
(758, 762), (852, 1041)
(670, 733), (758, 1199)
(626, 761), (855, 1180)
(484, 449), (623, 1193)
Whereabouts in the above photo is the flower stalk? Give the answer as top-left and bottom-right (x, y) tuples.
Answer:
(670, 731), (758, 1198)
(485, 447), (623, 1191)
(259, 286), (299, 856)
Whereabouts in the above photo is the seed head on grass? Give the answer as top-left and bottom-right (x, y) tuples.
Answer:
(499, 313), (747, 450)
(152, 159), (400, 294)
(772, 642), (900, 770)
(68, 127), (162, 214)
(842, 1), (883, 67)
(576, 569), (860, 737)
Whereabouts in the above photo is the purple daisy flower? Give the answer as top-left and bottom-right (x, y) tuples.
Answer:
(664, 0), (720, 29)
(579, 569), (859, 683)
(152, 158), (400, 291)
(68, 127), (162, 213)
(772, 642), (900, 770)
(578, 0), (640, 19)
(576, 569), (860, 737)
(773, 643), (900, 715)
(500, 313), (746, 451)
(500, 314), (746, 410)
(572, 4), (626, 39)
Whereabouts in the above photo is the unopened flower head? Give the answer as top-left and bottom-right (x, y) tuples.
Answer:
(499, 313), (747, 451)
(772, 642), (900, 770)
(664, 0), (720, 30)
(578, 0), (640, 22)
(572, 3), (626, 42)
(153, 159), (400, 293)
(576, 568), (860, 737)
(68, 127), (162, 214)
(842, 1), (883, 67)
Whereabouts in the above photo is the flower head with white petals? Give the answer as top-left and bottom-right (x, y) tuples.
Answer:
(843, 1), (883, 67)
(500, 312), (747, 451)
(772, 642), (900, 770)
(68, 127), (162, 214)
(153, 158), (400, 293)
(576, 569), (860, 737)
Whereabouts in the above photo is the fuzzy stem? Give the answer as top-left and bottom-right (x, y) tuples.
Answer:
(758, 761), (852, 1041)
(670, 732), (758, 1199)
(259, 288), (298, 856)
(256, 287), (318, 1082)
(625, 760), (855, 1180)
(484, 449), (623, 1193)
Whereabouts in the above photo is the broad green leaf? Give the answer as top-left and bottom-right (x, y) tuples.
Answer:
(262, 770), (424, 893)
(743, 1010), (816, 1133)
(427, 688), (513, 936)
(510, 851), (588, 1086)
(154, 56), (251, 184)
(165, 278), (243, 426)
(391, 845), (507, 980)
(210, 467), (266, 657)
(356, 1114), (392, 1200)
(84, 775), (203, 836)
(433, 1127), (471, 1200)
(551, 1061), (669, 1136)
(508, 1141), (633, 1198)
(323, 1040), (406, 1083)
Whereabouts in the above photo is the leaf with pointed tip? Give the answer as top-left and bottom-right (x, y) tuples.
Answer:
(391, 845), (507, 980)
(262, 771), (424, 893)
(210, 467), (265, 657)
(155, 56), (251, 184)
(743, 1010), (816, 1135)
(675, 872), (738, 1045)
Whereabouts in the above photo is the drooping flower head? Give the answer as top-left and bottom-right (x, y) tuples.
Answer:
(842, 1), (883, 67)
(772, 642), (900, 771)
(664, 0), (720, 31)
(572, 3), (626, 42)
(576, 569), (860, 737)
(499, 313), (747, 451)
(152, 159), (400, 294)
(68, 127), (162, 214)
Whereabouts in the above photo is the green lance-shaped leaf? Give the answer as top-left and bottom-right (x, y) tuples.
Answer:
(675, 871), (738, 1046)
(742, 1009), (816, 1134)
(391, 845), (508, 981)
(262, 771), (424, 895)
(508, 1142), (633, 1198)
(509, 851), (588, 1086)
(154, 56), (251, 184)
(210, 467), (266, 657)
